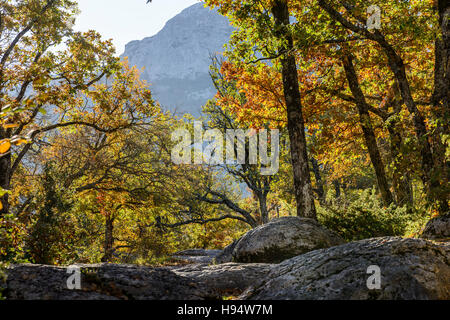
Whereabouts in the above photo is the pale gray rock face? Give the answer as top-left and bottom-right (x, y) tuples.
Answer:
(420, 214), (450, 241)
(121, 3), (234, 116)
(232, 217), (345, 263)
(241, 237), (450, 300)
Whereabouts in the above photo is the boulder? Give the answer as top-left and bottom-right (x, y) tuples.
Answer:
(420, 214), (450, 241)
(232, 217), (345, 263)
(2, 264), (218, 300)
(173, 262), (273, 296)
(2, 262), (273, 300)
(173, 249), (222, 257)
(241, 237), (450, 300)
(213, 240), (239, 264)
(170, 249), (222, 264)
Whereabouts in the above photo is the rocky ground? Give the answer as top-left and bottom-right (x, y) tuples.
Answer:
(241, 237), (449, 300)
(2, 217), (449, 300)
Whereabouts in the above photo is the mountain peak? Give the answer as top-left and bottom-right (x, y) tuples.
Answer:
(122, 4), (233, 116)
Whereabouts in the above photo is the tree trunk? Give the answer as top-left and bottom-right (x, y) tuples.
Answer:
(431, 0), (450, 214)
(102, 215), (114, 263)
(433, 0), (450, 135)
(342, 54), (394, 206)
(0, 131), (11, 215)
(272, 0), (317, 219)
(333, 180), (341, 199)
(386, 121), (413, 206)
(379, 40), (444, 211)
(258, 192), (269, 224)
(311, 158), (326, 205)
(377, 85), (413, 207)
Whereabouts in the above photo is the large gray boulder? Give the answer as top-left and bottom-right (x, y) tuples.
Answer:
(420, 214), (450, 241)
(241, 237), (450, 300)
(171, 249), (222, 264)
(173, 263), (273, 296)
(232, 217), (345, 263)
(2, 264), (218, 300)
(213, 240), (239, 264)
(1, 262), (273, 300)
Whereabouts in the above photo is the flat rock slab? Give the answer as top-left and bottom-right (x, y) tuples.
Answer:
(170, 255), (217, 264)
(171, 249), (222, 264)
(233, 217), (345, 263)
(241, 237), (450, 300)
(2, 264), (218, 300)
(172, 249), (222, 257)
(1, 262), (273, 300)
(173, 263), (273, 296)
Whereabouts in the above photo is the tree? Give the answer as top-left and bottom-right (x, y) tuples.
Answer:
(201, 56), (289, 225)
(205, 0), (317, 219)
(317, 0), (448, 213)
(0, 0), (119, 215)
(271, 0), (317, 219)
(341, 53), (394, 205)
(22, 63), (176, 262)
(206, 0), (448, 214)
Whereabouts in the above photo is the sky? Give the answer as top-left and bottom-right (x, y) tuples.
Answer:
(74, 0), (199, 55)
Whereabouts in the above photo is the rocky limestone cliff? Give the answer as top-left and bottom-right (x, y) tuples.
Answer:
(121, 3), (234, 116)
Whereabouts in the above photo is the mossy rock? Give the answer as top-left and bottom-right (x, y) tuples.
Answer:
(232, 217), (345, 263)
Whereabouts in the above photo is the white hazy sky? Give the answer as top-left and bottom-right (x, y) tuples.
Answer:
(74, 0), (200, 55)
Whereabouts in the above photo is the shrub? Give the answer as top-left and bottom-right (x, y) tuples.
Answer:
(317, 188), (430, 242)
(0, 214), (27, 263)
(0, 262), (7, 300)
